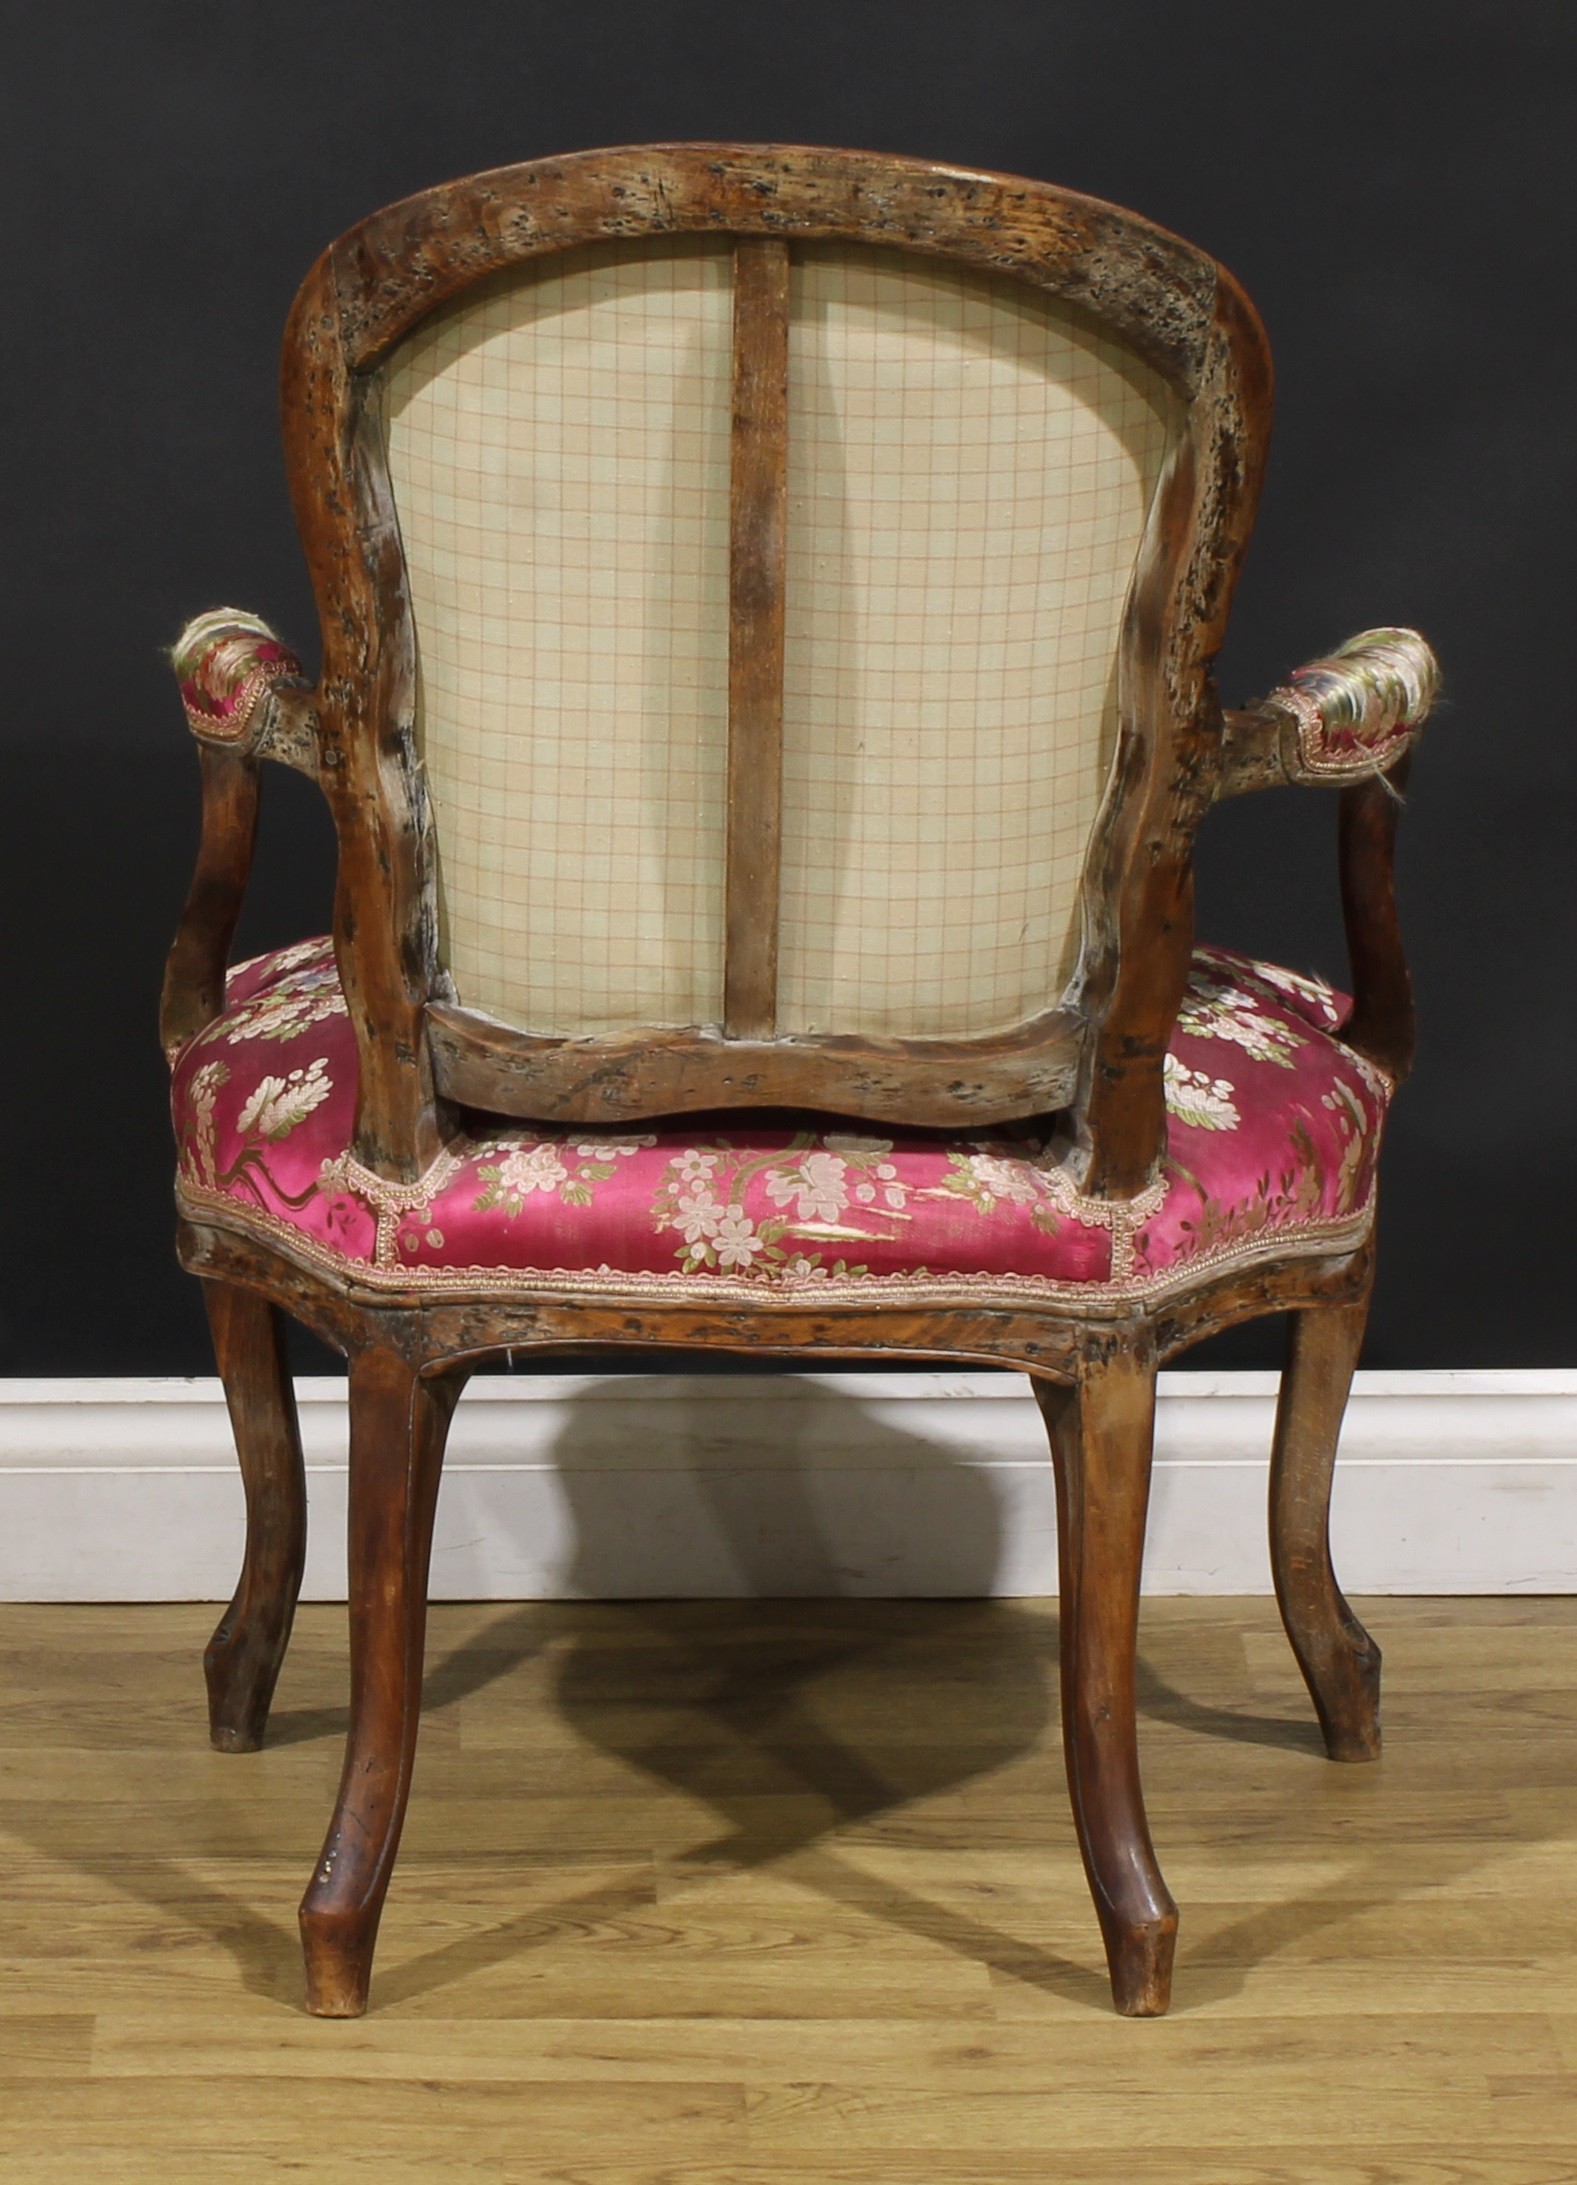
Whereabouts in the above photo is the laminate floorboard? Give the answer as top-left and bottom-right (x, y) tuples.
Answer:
(1, 1596), (1574, 2182)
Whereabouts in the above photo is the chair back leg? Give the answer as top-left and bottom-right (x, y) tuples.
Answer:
(1270, 1293), (1382, 1761)
(203, 1280), (308, 1753)
(1035, 1343), (1177, 2016)
(299, 1345), (467, 2017)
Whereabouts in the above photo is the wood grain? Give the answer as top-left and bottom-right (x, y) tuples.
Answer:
(1036, 1344), (1175, 2014)
(299, 1350), (468, 2016)
(159, 747), (259, 1058)
(3, 1596), (1576, 2180)
(200, 1280), (307, 1754)
(1339, 755), (1416, 1084)
(724, 236), (790, 1040)
(1269, 1292), (1382, 1762)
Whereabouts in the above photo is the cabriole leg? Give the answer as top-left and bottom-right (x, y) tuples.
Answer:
(203, 1280), (308, 1753)
(1035, 1345), (1177, 2017)
(299, 1346), (465, 2017)
(1270, 1296), (1381, 1761)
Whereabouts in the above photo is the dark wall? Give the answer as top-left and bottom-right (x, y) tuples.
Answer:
(2, 0), (1571, 1374)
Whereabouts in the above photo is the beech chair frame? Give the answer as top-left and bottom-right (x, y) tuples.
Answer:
(163, 144), (1429, 2020)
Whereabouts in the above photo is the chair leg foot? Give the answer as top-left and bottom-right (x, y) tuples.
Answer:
(1270, 1295), (1381, 1763)
(202, 1281), (307, 1753)
(1035, 1346), (1177, 2019)
(296, 1347), (463, 2018)
(1106, 1910), (1178, 2018)
(300, 1903), (377, 2019)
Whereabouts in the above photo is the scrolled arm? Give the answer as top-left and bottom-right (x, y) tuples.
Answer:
(1218, 626), (1440, 1089)
(172, 607), (320, 775)
(161, 608), (320, 1060)
(1220, 627), (1440, 795)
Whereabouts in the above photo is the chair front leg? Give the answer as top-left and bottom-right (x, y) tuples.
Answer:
(203, 1280), (308, 1753)
(1270, 1296), (1381, 1762)
(299, 1345), (466, 2017)
(1034, 1343), (1176, 2016)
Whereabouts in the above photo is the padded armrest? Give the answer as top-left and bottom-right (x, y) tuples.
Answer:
(172, 607), (319, 775)
(1220, 627), (1440, 795)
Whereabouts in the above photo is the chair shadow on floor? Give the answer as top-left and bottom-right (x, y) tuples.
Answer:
(362, 1371), (1422, 2015)
(6, 1373), (1542, 2014)
(376, 1370), (1108, 2010)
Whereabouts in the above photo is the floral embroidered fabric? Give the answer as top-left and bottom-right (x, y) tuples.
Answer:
(171, 939), (1389, 1305)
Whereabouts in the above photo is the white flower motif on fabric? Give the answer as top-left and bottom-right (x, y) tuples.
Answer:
(673, 1191), (724, 1246)
(650, 1138), (883, 1282)
(205, 949), (348, 1049)
(1204, 949), (1341, 1031)
(185, 1060), (230, 1186)
(471, 1134), (663, 1214)
(1164, 1055), (1240, 1131)
(711, 1208), (763, 1269)
(495, 1146), (569, 1197)
(1178, 966), (1306, 1068)
(966, 1154), (1044, 1207)
(931, 1147), (1065, 1232)
(765, 1151), (849, 1224)
(1320, 1082), (1370, 1210)
(237, 1058), (333, 1141)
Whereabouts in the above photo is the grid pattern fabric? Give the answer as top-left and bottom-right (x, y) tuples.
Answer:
(777, 246), (1177, 1037)
(384, 238), (733, 1035)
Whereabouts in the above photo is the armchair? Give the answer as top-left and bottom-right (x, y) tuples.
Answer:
(161, 145), (1438, 2019)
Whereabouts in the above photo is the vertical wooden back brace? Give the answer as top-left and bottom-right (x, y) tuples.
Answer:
(725, 238), (790, 1038)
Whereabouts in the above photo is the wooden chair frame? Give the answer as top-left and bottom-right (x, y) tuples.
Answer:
(162, 145), (1432, 2019)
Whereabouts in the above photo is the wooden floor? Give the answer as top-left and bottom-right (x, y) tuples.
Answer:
(1, 1597), (1575, 2182)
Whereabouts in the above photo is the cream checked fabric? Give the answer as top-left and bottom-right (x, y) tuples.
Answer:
(385, 237), (734, 1035)
(382, 238), (1176, 1042)
(777, 247), (1176, 1037)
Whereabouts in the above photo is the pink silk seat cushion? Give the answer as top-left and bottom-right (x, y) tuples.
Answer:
(172, 940), (1389, 1305)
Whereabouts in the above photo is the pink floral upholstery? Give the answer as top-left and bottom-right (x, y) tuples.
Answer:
(171, 940), (1389, 1305)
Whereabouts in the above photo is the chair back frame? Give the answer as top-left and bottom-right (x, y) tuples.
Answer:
(279, 144), (1273, 1189)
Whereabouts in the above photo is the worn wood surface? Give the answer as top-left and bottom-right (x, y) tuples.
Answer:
(1338, 756), (1416, 1084)
(424, 1001), (1086, 1128)
(300, 1351), (467, 2015)
(724, 236), (790, 1040)
(177, 1218), (1374, 1378)
(201, 1282), (307, 1755)
(3, 1596), (1576, 2181)
(1270, 1296), (1383, 1764)
(159, 748), (259, 1058)
(1035, 1345), (1176, 2013)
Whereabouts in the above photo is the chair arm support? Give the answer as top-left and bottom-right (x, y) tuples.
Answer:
(160, 744), (261, 1060)
(1218, 626), (1440, 795)
(1220, 624), (1437, 1086)
(1338, 755), (1415, 1084)
(171, 607), (320, 776)
(161, 608), (321, 1060)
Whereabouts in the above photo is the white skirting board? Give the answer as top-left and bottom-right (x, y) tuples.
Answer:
(1, 1369), (1574, 1602)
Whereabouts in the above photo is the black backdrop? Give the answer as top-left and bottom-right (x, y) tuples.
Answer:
(2, 0), (1572, 1375)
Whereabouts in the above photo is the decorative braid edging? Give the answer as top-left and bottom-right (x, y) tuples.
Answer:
(1034, 1165), (1169, 1282)
(317, 1147), (469, 1268)
(174, 1174), (1375, 1315)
